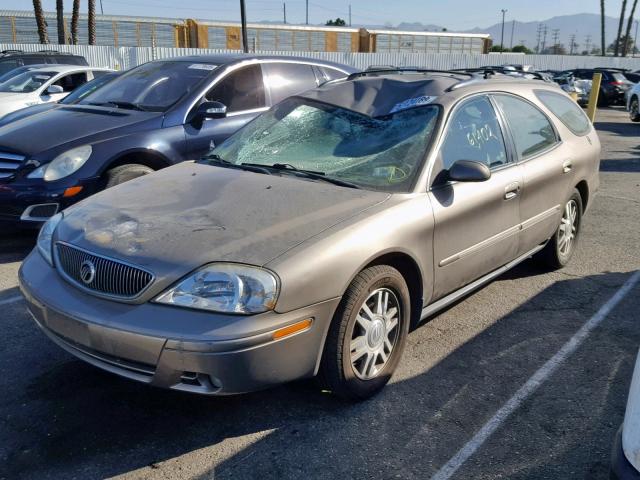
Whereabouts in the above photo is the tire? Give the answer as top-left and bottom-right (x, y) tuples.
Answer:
(537, 189), (583, 270)
(630, 97), (640, 122)
(318, 265), (410, 400)
(597, 90), (609, 107)
(104, 164), (154, 188)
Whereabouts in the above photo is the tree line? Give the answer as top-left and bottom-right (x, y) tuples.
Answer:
(32, 0), (97, 45)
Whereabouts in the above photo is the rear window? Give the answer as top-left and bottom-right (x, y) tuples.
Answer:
(535, 90), (591, 136)
(612, 72), (628, 82)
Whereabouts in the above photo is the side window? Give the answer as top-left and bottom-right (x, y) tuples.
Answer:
(22, 56), (45, 65)
(0, 59), (20, 75)
(320, 67), (347, 81)
(205, 64), (265, 113)
(493, 94), (558, 159)
(53, 72), (88, 92)
(439, 96), (508, 171)
(535, 90), (591, 136)
(262, 63), (318, 104)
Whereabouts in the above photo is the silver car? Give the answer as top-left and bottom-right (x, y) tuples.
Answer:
(19, 70), (600, 399)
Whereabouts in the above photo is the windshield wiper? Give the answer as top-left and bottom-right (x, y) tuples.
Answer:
(241, 163), (360, 189)
(90, 100), (148, 111)
(202, 154), (273, 175)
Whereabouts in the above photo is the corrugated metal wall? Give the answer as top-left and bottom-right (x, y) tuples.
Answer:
(3, 43), (640, 71)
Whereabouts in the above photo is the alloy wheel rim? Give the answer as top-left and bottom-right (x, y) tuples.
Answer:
(350, 288), (400, 380)
(558, 199), (578, 256)
(632, 100), (639, 119)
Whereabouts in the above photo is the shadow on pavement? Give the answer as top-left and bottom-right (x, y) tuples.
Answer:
(600, 158), (640, 173)
(0, 230), (36, 264)
(1, 271), (638, 480)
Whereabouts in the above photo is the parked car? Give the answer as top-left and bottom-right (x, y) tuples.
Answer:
(626, 81), (640, 122)
(556, 68), (633, 106)
(598, 67), (640, 84)
(0, 54), (356, 226)
(0, 65), (113, 119)
(0, 50), (88, 77)
(0, 71), (120, 127)
(611, 349), (640, 479)
(19, 69), (600, 399)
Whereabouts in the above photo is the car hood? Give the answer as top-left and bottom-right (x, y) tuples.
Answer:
(0, 103), (60, 127)
(57, 162), (390, 296)
(0, 104), (159, 156)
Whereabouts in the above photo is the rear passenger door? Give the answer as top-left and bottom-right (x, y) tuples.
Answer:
(262, 62), (319, 105)
(491, 93), (567, 255)
(183, 64), (267, 159)
(429, 95), (522, 299)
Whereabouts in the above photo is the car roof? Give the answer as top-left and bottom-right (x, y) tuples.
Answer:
(13, 65), (111, 74)
(297, 70), (556, 118)
(0, 50), (83, 58)
(158, 53), (357, 72)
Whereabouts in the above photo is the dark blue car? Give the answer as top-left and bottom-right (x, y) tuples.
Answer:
(0, 54), (356, 226)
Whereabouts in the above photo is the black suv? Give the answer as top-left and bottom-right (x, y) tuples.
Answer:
(0, 50), (88, 76)
(0, 54), (356, 226)
(556, 68), (634, 106)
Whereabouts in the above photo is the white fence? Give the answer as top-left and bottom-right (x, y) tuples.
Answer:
(4, 43), (640, 71)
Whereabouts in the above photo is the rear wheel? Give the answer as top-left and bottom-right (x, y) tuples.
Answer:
(537, 190), (582, 269)
(630, 97), (640, 122)
(318, 265), (410, 400)
(105, 163), (154, 188)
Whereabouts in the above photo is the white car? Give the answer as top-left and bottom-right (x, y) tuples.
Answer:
(611, 349), (640, 479)
(0, 65), (113, 119)
(626, 82), (640, 122)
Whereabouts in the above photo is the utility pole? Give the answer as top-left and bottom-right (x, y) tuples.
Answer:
(283, 2), (286, 24)
(585, 34), (592, 54)
(99, 0), (104, 15)
(551, 28), (560, 54)
(510, 20), (515, 49)
(635, 20), (639, 56)
(349, 4), (352, 27)
(536, 23), (543, 53)
(306, 0), (309, 25)
(500, 9), (507, 52)
(541, 25), (548, 52)
(240, 0), (248, 53)
(569, 34), (576, 55)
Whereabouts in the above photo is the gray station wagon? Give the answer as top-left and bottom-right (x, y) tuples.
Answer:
(19, 69), (600, 400)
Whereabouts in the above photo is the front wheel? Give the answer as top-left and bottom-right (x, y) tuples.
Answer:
(318, 265), (410, 400)
(104, 163), (154, 188)
(537, 190), (583, 269)
(630, 97), (640, 122)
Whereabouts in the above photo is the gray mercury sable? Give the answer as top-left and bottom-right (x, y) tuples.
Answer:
(19, 69), (600, 400)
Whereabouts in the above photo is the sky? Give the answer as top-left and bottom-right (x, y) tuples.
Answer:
(2, 0), (628, 31)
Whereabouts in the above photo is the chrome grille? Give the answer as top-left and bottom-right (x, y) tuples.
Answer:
(0, 151), (25, 179)
(55, 242), (154, 299)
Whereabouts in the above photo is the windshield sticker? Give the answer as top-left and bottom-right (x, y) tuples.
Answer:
(390, 95), (436, 113)
(189, 64), (217, 71)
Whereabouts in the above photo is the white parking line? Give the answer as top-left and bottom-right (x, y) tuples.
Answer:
(0, 295), (23, 306)
(431, 270), (640, 480)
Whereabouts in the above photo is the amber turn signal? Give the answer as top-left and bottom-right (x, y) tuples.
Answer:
(272, 318), (313, 340)
(63, 186), (83, 197)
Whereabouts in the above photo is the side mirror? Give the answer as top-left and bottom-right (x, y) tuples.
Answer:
(448, 160), (491, 182)
(45, 84), (64, 95)
(196, 101), (227, 120)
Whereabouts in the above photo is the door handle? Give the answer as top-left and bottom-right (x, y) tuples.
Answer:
(504, 181), (520, 200)
(562, 160), (573, 174)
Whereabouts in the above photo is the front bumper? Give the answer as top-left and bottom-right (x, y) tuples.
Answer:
(19, 250), (340, 395)
(0, 176), (101, 226)
(611, 426), (640, 480)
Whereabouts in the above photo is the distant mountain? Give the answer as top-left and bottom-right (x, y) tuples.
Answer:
(396, 22), (446, 32)
(465, 13), (622, 52)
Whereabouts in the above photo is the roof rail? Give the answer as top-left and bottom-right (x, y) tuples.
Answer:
(1, 49), (23, 54)
(347, 68), (477, 81)
(454, 67), (551, 82)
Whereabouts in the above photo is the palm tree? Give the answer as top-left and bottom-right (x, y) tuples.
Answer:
(88, 0), (97, 45)
(33, 0), (49, 44)
(623, 0), (639, 56)
(56, 0), (65, 44)
(615, 0), (628, 56)
(71, 0), (81, 45)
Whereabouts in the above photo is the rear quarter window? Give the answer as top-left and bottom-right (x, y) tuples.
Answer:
(535, 90), (591, 136)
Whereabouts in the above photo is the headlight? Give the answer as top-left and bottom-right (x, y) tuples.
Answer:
(155, 263), (279, 314)
(37, 212), (63, 266)
(27, 145), (92, 181)
(623, 351), (640, 472)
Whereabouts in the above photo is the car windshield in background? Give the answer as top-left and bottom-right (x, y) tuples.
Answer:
(80, 61), (217, 112)
(0, 65), (45, 84)
(0, 71), (56, 93)
(61, 73), (118, 104)
(209, 98), (439, 192)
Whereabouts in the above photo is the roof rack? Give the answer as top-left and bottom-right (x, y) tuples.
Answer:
(1, 49), (23, 54)
(347, 68), (477, 81)
(454, 67), (551, 82)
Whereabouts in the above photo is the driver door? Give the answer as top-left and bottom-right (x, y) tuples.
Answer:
(183, 64), (267, 159)
(429, 95), (522, 299)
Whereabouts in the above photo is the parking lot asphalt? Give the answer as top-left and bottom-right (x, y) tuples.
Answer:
(0, 107), (639, 480)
